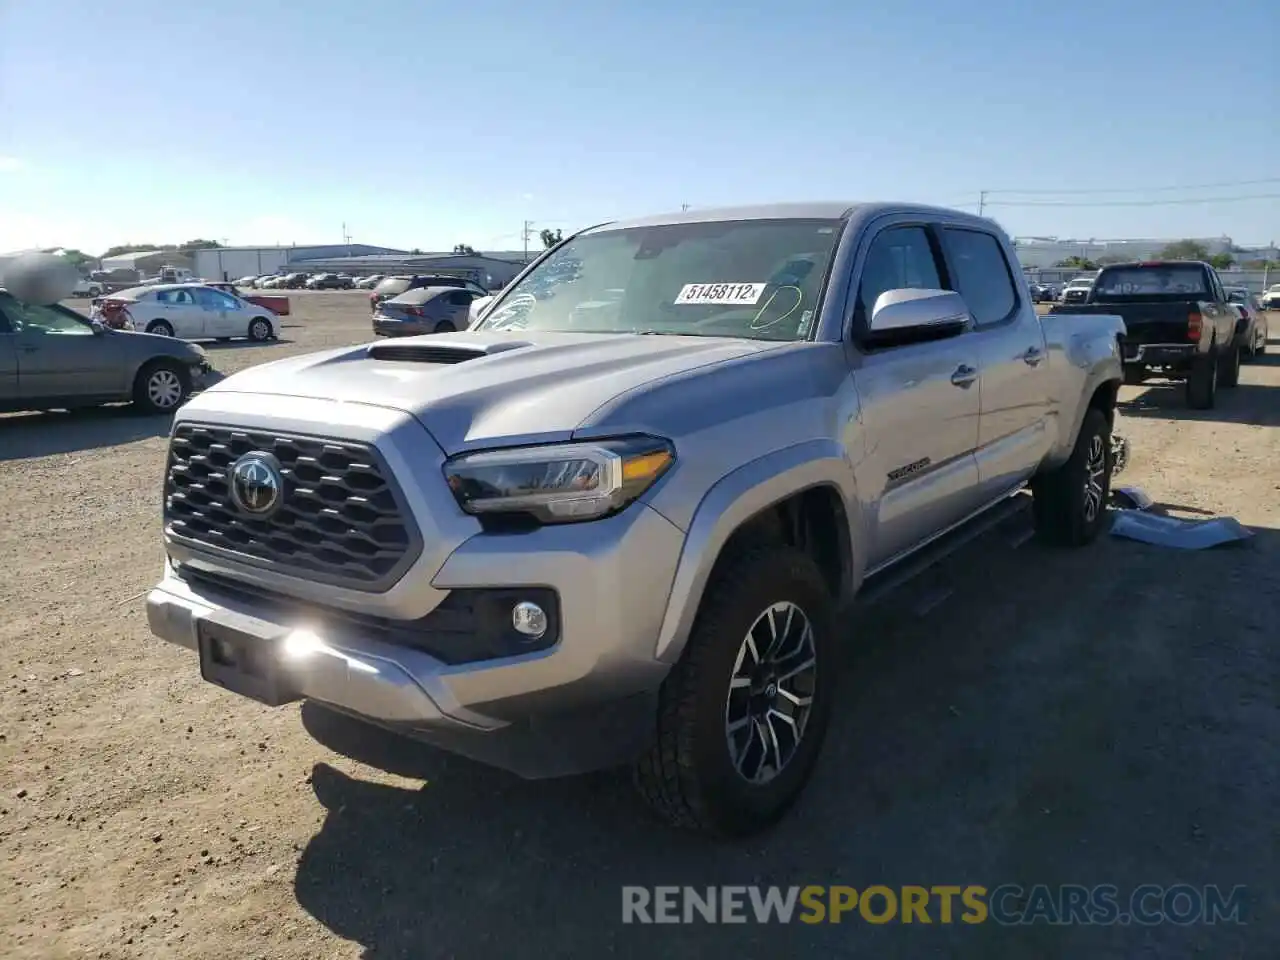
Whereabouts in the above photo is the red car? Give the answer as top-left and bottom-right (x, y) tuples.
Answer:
(206, 282), (291, 317)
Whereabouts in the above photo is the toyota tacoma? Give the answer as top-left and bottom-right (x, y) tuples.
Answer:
(147, 203), (1125, 836)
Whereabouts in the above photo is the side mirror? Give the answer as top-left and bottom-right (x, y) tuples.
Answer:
(89, 319), (107, 336)
(864, 288), (970, 347)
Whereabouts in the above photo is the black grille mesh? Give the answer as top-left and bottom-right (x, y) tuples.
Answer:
(164, 423), (419, 588)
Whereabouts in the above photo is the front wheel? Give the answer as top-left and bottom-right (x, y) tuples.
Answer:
(248, 317), (273, 341)
(1032, 407), (1113, 547)
(633, 547), (836, 837)
(146, 319), (175, 338)
(133, 360), (190, 414)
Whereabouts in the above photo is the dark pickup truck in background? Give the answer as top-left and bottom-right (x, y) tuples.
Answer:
(1050, 260), (1241, 409)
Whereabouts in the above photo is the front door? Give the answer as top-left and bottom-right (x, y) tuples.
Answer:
(0, 295), (124, 400)
(847, 223), (983, 570)
(193, 287), (241, 337)
(939, 226), (1052, 500)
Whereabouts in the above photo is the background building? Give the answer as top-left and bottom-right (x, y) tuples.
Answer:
(286, 251), (530, 288)
(193, 243), (409, 281)
(100, 249), (193, 276)
(1011, 236), (1235, 269)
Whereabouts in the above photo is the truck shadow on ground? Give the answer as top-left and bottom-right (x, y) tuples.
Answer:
(293, 516), (1277, 960)
(1118, 382), (1279, 427)
(200, 337), (295, 351)
(0, 406), (172, 461)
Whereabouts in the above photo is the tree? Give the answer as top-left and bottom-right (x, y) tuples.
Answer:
(1157, 239), (1210, 261)
(1208, 252), (1235, 270)
(452, 244), (477, 255)
(1054, 256), (1098, 270)
(540, 228), (562, 249)
(409, 248), (424, 255)
(99, 239), (222, 259)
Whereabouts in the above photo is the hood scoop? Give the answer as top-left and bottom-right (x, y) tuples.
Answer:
(367, 339), (532, 365)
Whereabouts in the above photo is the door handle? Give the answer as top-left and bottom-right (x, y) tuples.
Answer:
(1021, 346), (1045, 366)
(950, 364), (978, 388)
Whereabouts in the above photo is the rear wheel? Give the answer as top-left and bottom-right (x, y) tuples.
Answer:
(1218, 342), (1241, 387)
(133, 360), (189, 414)
(248, 317), (273, 341)
(1032, 407), (1112, 547)
(1185, 351), (1217, 409)
(432, 320), (457, 334)
(146, 319), (175, 338)
(633, 547), (835, 837)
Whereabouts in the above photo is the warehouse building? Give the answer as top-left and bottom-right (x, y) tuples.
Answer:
(99, 249), (193, 277)
(193, 243), (410, 281)
(286, 251), (531, 289)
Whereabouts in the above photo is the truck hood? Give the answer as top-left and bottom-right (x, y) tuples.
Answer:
(203, 330), (784, 453)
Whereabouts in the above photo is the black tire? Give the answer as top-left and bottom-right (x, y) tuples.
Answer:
(633, 547), (836, 837)
(1185, 351), (1217, 409)
(1031, 407), (1113, 547)
(1258, 336), (1268, 356)
(248, 317), (272, 342)
(1218, 342), (1241, 388)
(132, 360), (190, 414)
(146, 319), (175, 338)
(432, 320), (457, 334)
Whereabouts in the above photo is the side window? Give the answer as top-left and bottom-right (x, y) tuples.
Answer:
(942, 228), (1017, 326)
(855, 226), (943, 320)
(5, 299), (93, 336)
(155, 290), (174, 304)
(447, 291), (474, 306)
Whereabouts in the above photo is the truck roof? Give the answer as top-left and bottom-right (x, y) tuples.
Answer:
(592, 201), (1002, 234)
(1096, 259), (1212, 270)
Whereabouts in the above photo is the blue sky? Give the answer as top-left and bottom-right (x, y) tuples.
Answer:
(1, 0), (1276, 255)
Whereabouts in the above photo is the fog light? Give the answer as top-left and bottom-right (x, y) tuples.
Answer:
(511, 601), (548, 640)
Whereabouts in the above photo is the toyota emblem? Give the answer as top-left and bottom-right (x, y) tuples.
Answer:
(228, 452), (283, 516)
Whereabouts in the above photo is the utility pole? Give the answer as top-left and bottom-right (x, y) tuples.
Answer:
(978, 191), (988, 216)
(681, 203), (690, 212)
(341, 222), (352, 257)
(522, 219), (535, 262)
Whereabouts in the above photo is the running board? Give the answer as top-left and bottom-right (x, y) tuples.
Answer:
(854, 494), (1031, 609)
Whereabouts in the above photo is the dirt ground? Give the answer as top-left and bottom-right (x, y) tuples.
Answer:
(1, 293), (1276, 959)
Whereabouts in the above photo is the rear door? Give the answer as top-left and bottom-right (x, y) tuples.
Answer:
(940, 225), (1052, 498)
(847, 220), (983, 570)
(441, 290), (475, 329)
(154, 289), (206, 338)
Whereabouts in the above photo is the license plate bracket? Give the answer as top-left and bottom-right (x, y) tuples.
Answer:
(197, 620), (299, 707)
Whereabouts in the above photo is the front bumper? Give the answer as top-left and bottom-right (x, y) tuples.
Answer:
(147, 500), (685, 777)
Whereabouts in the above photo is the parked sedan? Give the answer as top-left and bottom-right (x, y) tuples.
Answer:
(1261, 283), (1280, 311)
(0, 289), (211, 414)
(372, 286), (478, 337)
(306, 273), (353, 290)
(1226, 287), (1269, 358)
(354, 274), (383, 289)
(90, 284), (280, 342)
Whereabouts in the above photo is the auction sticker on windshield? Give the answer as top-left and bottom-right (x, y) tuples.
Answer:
(674, 283), (767, 306)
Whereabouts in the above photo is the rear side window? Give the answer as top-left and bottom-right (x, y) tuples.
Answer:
(447, 291), (474, 306)
(942, 228), (1017, 326)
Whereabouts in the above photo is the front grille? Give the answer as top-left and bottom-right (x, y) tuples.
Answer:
(164, 423), (421, 590)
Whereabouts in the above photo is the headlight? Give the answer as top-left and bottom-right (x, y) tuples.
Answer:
(443, 435), (675, 523)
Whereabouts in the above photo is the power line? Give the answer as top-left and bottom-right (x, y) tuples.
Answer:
(985, 192), (1280, 208)
(986, 177), (1280, 196)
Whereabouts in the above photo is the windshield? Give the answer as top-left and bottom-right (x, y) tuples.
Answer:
(1094, 265), (1208, 298)
(475, 218), (843, 340)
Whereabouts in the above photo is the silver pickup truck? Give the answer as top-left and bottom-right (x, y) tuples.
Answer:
(147, 203), (1125, 836)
